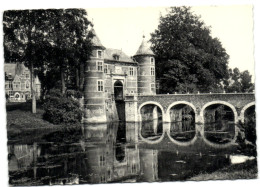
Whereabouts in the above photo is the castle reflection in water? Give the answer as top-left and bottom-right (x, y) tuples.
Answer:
(8, 119), (250, 185)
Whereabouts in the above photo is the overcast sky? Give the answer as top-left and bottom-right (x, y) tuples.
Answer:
(87, 5), (255, 80)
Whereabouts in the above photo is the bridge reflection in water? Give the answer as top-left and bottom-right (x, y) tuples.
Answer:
(8, 119), (255, 185)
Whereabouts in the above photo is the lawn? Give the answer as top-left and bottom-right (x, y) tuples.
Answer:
(6, 102), (56, 130)
(6, 102), (65, 144)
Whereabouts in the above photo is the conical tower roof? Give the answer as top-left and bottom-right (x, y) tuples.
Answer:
(90, 28), (105, 49)
(134, 35), (154, 56)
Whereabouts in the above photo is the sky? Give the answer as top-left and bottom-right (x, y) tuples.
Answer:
(87, 5), (255, 80)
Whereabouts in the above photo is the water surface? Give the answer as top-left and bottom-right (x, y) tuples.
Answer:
(7, 121), (256, 185)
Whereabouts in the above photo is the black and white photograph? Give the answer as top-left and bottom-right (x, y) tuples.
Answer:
(0, 0), (258, 186)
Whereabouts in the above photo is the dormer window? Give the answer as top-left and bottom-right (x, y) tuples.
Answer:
(113, 54), (119, 61)
(97, 50), (102, 58)
(150, 57), (155, 65)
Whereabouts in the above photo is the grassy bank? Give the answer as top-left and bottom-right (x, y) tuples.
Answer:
(6, 102), (82, 144)
(189, 159), (257, 180)
(6, 102), (55, 129)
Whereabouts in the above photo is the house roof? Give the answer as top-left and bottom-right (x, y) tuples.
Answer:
(134, 36), (155, 56)
(90, 28), (105, 49)
(35, 75), (41, 84)
(104, 48), (135, 63)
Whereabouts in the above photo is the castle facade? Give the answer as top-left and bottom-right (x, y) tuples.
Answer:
(84, 29), (156, 123)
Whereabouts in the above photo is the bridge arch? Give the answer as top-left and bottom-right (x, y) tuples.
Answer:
(200, 101), (238, 124)
(138, 101), (165, 122)
(240, 102), (255, 123)
(165, 101), (197, 123)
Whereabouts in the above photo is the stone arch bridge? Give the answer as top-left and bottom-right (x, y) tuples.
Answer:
(125, 93), (255, 124)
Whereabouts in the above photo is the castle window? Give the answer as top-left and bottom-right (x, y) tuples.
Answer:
(129, 67), (134, 76)
(6, 81), (12, 89)
(131, 164), (137, 174)
(104, 64), (108, 73)
(99, 155), (106, 166)
(8, 91), (14, 96)
(107, 170), (111, 179)
(25, 74), (29, 79)
(100, 175), (106, 183)
(15, 93), (20, 99)
(150, 57), (154, 65)
(13, 82), (20, 89)
(97, 61), (103, 72)
(113, 54), (119, 61)
(97, 50), (103, 58)
(151, 83), (155, 91)
(97, 80), (104, 92)
(26, 81), (30, 89)
(151, 67), (155, 76)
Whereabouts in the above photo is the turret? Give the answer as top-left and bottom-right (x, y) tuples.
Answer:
(84, 28), (107, 123)
(134, 36), (156, 95)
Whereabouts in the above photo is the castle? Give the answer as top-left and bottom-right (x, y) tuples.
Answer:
(84, 29), (156, 123)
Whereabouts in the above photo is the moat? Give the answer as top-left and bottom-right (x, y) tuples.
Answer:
(8, 118), (257, 185)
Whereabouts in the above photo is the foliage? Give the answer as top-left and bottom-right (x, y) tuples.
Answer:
(3, 10), (50, 113)
(66, 89), (84, 98)
(150, 7), (229, 93)
(43, 89), (83, 125)
(3, 9), (94, 99)
(223, 68), (254, 93)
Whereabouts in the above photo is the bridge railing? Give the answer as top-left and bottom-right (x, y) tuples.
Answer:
(137, 92), (254, 97)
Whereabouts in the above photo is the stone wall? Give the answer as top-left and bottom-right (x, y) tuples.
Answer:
(136, 93), (255, 123)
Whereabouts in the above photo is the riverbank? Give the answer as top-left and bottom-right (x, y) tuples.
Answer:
(189, 159), (257, 180)
(6, 102), (82, 144)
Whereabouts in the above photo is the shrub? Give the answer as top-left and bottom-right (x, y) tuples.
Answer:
(43, 89), (83, 125)
(66, 89), (84, 98)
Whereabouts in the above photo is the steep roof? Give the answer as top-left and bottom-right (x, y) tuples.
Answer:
(90, 28), (105, 49)
(35, 75), (41, 84)
(134, 36), (154, 56)
(104, 48), (135, 63)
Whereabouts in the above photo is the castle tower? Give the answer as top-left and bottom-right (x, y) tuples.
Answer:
(134, 36), (156, 95)
(84, 28), (107, 123)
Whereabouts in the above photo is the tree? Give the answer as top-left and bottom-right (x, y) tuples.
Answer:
(224, 68), (254, 93)
(4, 9), (94, 106)
(4, 10), (49, 113)
(240, 70), (254, 92)
(43, 9), (94, 94)
(150, 7), (229, 93)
